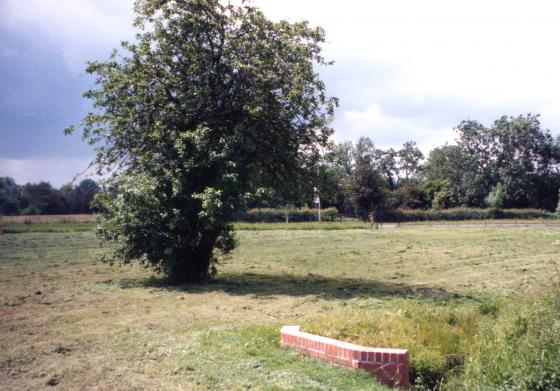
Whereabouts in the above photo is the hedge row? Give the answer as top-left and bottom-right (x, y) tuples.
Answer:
(236, 207), (556, 223)
(237, 207), (339, 222)
(380, 207), (556, 222)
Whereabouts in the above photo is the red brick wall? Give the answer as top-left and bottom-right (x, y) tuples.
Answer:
(280, 325), (410, 389)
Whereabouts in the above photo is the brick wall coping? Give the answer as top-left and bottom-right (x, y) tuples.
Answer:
(281, 325), (407, 355)
(281, 325), (410, 389)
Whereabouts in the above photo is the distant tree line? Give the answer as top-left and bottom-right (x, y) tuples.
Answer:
(2, 114), (559, 218)
(244, 114), (560, 217)
(0, 178), (100, 215)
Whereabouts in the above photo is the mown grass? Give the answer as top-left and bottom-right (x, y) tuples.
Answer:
(235, 219), (560, 231)
(2, 218), (558, 234)
(234, 221), (371, 230)
(1, 221), (98, 233)
(1, 227), (559, 390)
(0, 214), (98, 234)
(399, 219), (560, 226)
(171, 325), (383, 390)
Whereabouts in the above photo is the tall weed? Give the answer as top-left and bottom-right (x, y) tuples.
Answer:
(452, 283), (560, 390)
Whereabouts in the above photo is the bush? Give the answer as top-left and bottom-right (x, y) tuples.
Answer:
(237, 207), (339, 223)
(485, 183), (506, 211)
(21, 204), (41, 215)
(384, 183), (430, 210)
(237, 207), (555, 223)
(379, 207), (555, 222)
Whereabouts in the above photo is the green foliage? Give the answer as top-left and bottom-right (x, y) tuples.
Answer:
(0, 177), (101, 216)
(431, 180), (455, 210)
(485, 182), (506, 214)
(397, 141), (424, 183)
(239, 207), (338, 223)
(64, 179), (100, 214)
(421, 179), (449, 210)
(380, 207), (555, 222)
(0, 177), (22, 215)
(374, 147), (399, 189)
(70, 0), (336, 284)
(352, 137), (386, 219)
(384, 182), (429, 209)
(223, 116), (560, 214)
(478, 299), (500, 317)
(21, 182), (69, 215)
(423, 115), (560, 210)
(20, 204), (41, 215)
(423, 146), (471, 208)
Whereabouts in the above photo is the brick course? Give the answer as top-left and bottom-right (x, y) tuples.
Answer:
(280, 325), (409, 389)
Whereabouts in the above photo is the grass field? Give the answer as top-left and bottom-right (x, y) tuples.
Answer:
(2, 217), (559, 234)
(1, 227), (559, 390)
(0, 215), (98, 234)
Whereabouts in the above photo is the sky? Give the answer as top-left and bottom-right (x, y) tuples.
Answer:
(1, 0), (560, 186)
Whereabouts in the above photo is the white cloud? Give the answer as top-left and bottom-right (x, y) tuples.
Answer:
(0, 157), (98, 187)
(1, 0), (559, 172)
(339, 104), (455, 154)
(254, 0), (560, 145)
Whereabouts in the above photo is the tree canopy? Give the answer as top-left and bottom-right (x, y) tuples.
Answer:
(424, 115), (560, 209)
(67, 0), (337, 284)
(0, 177), (100, 216)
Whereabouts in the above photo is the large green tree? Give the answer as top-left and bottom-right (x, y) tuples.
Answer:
(423, 145), (474, 207)
(67, 0), (336, 284)
(0, 177), (22, 215)
(352, 137), (385, 219)
(490, 115), (560, 209)
(424, 115), (560, 209)
(63, 179), (101, 214)
(397, 141), (424, 183)
(21, 182), (69, 215)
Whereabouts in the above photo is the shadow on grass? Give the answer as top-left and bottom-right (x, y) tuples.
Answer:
(117, 272), (479, 303)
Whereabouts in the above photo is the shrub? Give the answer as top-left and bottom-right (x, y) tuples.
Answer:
(384, 183), (430, 209)
(485, 183), (506, 217)
(238, 207), (555, 223)
(21, 204), (41, 215)
(238, 207), (339, 223)
(379, 207), (554, 222)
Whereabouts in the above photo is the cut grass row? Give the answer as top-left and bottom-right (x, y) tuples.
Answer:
(1, 227), (559, 389)
(2, 218), (559, 233)
(0, 221), (97, 233)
